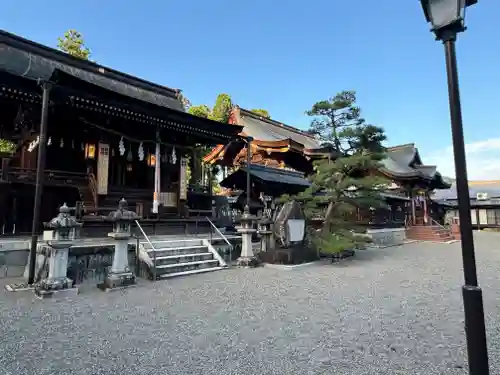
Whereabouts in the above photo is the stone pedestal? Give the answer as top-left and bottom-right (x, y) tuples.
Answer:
(98, 198), (140, 291)
(237, 208), (258, 267)
(35, 242), (79, 299)
(259, 217), (274, 253)
(98, 232), (135, 290)
(34, 203), (81, 299)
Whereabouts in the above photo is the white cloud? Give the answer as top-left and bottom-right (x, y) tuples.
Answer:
(426, 138), (500, 180)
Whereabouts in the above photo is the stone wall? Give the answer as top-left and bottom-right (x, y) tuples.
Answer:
(366, 228), (406, 247)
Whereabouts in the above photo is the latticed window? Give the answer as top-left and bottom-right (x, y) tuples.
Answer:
(495, 209), (500, 225)
(487, 209), (496, 225)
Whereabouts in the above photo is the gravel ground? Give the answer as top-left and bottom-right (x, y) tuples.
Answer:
(1, 232), (500, 375)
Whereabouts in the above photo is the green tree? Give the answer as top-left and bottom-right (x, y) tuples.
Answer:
(188, 104), (211, 119)
(306, 90), (365, 152)
(251, 108), (271, 118)
(209, 93), (233, 123)
(289, 91), (388, 257)
(0, 139), (15, 154)
(57, 29), (91, 60)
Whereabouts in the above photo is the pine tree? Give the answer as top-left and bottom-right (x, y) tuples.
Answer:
(293, 91), (388, 256)
(57, 29), (91, 60)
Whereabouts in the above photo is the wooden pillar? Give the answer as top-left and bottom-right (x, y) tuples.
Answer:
(1, 158), (10, 181)
(411, 195), (416, 225)
(191, 148), (200, 185)
(208, 165), (213, 196)
(423, 194), (428, 224)
(476, 208), (480, 231)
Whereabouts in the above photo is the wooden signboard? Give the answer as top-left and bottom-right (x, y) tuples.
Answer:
(97, 142), (110, 195)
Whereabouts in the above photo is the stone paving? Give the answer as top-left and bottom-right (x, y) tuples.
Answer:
(1, 232), (500, 375)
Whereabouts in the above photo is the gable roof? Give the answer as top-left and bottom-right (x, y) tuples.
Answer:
(0, 29), (244, 145)
(237, 108), (322, 150)
(433, 180), (500, 200)
(380, 143), (449, 188)
(0, 29), (184, 111)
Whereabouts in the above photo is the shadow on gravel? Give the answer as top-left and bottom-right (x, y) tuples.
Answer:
(334, 246), (403, 264)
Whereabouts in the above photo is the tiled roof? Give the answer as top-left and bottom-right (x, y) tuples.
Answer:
(433, 181), (500, 200)
(381, 143), (437, 179)
(239, 109), (322, 150)
(0, 29), (184, 111)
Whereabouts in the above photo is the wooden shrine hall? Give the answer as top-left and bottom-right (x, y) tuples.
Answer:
(204, 107), (451, 229)
(0, 30), (243, 236)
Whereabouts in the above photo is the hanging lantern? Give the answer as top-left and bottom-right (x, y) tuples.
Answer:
(127, 146), (133, 162)
(147, 153), (156, 167)
(60, 138), (64, 148)
(84, 143), (96, 160)
(47, 137), (52, 146)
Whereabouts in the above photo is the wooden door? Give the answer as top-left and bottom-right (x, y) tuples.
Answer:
(97, 142), (110, 195)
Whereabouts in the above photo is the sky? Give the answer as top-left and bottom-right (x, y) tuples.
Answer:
(1, 0), (499, 180)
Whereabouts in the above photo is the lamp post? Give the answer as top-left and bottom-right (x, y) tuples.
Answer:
(420, 1), (489, 374)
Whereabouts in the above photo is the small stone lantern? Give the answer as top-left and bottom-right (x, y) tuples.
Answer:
(258, 211), (274, 253)
(237, 205), (258, 267)
(99, 198), (140, 290)
(35, 203), (82, 299)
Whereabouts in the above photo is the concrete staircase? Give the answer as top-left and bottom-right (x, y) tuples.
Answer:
(138, 238), (227, 280)
(406, 224), (456, 242)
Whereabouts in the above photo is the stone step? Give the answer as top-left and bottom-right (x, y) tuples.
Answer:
(148, 245), (209, 257)
(157, 266), (225, 279)
(156, 259), (218, 269)
(142, 239), (205, 249)
(154, 252), (214, 266)
(155, 259), (220, 276)
(407, 234), (454, 242)
(407, 227), (449, 233)
(407, 230), (451, 235)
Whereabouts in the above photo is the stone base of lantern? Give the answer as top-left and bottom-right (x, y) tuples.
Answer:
(34, 277), (78, 300)
(236, 256), (259, 267)
(236, 227), (259, 267)
(98, 271), (136, 291)
(258, 230), (274, 253)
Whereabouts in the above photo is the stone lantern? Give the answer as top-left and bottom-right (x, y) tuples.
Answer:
(35, 203), (82, 299)
(99, 198), (140, 290)
(258, 212), (274, 253)
(237, 205), (258, 267)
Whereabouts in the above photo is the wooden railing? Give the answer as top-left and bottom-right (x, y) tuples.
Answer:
(6, 168), (87, 185)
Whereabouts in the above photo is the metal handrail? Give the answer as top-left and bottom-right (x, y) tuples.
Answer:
(430, 217), (448, 230)
(88, 172), (98, 208)
(135, 219), (157, 280)
(205, 216), (233, 264)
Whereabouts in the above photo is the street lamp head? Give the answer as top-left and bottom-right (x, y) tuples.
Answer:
(420, 0), (477, 41)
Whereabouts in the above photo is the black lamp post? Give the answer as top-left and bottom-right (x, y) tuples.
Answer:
(420, 1), (489, 374)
